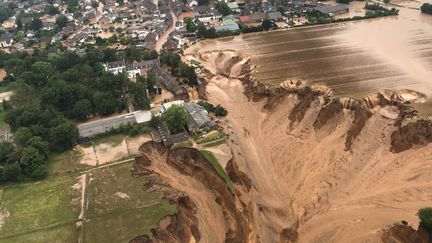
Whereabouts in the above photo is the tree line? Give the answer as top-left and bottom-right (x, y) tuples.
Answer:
(0, 46), (153, 182)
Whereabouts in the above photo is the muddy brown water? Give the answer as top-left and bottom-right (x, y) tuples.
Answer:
(194, 7), (432, 115)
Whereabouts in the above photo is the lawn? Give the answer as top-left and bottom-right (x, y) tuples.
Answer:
(195, 131), (224, 144)
(82, 134), (125, 148)
(0, 85), (8, 94)
(83, 162), (177, 242)
(200, 150), (234, 192)
(0, 175), (81, 241)
(48, 149), (90, 175)
(1, 223), (78, 243)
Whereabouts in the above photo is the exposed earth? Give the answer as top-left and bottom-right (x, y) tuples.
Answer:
(134, 48), (432, 242)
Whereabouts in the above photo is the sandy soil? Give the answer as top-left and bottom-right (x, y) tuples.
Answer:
(201, 143), (232, 168)
(192, 50), (432, 242)
(143, 145), (228, 242)
(127, 134), (152, 155)
(0, 91), (12, 102)
(94, 139), (129, 165)
(77, 145), (98, 166)
(0, 69), (6, 81)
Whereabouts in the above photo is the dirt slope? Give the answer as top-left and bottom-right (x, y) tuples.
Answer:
(181, 50), (432, 242)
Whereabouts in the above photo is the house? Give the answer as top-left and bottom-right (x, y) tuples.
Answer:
(215, 17), (240, 32)
(104, 60), (126, 74)
(0, 33), (13, 48)
(239, 15), (252, 24)
(98, 15), (114, 25)
(227, 2), (240, 12)
(178, 12), (196, 22)
(126, 59), (160, 78)
(155, 67), (184, 95)
(187, 0), (198, 7)
(267, 11), (283, 21)
(42, 22), (55, 30)
(197, 13), (222, 23)
(78, 110), (152, 139)
(313, 4), (349, 15)
(250, 11), (267, 23)
(184, 102), (215, 133)
(150, 122), (188, 146)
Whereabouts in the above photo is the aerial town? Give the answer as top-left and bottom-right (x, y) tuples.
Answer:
(0, 0), (431, 241)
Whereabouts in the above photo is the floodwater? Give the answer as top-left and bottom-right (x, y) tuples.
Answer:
(192, 7), (432, 101)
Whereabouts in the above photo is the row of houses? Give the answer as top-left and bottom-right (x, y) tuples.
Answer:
(103, 59), (160, 78)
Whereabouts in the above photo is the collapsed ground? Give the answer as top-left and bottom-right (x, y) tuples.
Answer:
(167, 49), (432, 242)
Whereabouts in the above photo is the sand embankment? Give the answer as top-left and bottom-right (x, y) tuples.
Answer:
(182, 50), (432, 242)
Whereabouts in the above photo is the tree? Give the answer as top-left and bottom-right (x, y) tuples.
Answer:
(26, 136), (49, 158)
(128, 82), (150, 110)
(46, 5), (60, 15)
(336, 0), (351, 4)
(9, 81), (35, 107)
(421, 3), (432, 14)
(48, 121), (78, 151)
(215, 2), (230, 16)
(15, 127), (33, 147)
(418, 207), (432, 232)
(214, 104), (228, 117)
(262, 19), (274, 30)
(0, 142), (15, 164)
(198, 0), (208, 5)
(161, 105), (188, 134)
(2, 162), (22, 182)
(91, 1), (99, 8)
(93, 91), (118, 116)
(31, 18), (43, 31)
(20, 146), (45, 175)
(56, 15), (68, 30)
(31, 61), (54, 87)
(72, 99), (92, 120)
(0, 7), (13, 24)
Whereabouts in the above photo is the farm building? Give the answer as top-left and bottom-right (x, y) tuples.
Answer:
(313, 4), (349, 15)
(78, 110), (152, 139)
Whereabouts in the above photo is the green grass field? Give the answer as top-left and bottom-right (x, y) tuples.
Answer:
(200, 150), (234, 192)
(48, 150), (89, 175)
(0, 175), (81, 242)
(83, 162), (177, 242)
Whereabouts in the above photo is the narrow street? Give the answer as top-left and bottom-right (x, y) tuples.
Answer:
(155, 10), (178, 52)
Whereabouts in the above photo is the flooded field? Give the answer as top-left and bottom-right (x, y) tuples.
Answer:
(189, 8), (432, 100)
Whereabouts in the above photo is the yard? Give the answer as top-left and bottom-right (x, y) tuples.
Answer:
(83, 162), (177, 242)
(0, 161), (177, 243)
(0, 175), (81, 242)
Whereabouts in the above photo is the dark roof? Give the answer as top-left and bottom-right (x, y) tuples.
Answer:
(127, 59), (159, 70)
(313, 4), (349, 14)
(267, 11), (283, 20)
(184, 102), (215, 129)
(106, 60), (125, 68)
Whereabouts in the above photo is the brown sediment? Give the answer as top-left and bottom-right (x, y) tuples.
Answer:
(182, 50), (432, 242)
(382, 223), (431, 243)
(131, 142), (254, 242)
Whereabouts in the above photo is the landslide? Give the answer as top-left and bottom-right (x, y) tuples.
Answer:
(130, 141), (254, 242)
(187, 50), (432, 242)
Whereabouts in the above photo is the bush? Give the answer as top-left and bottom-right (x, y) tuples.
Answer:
(418, 207), (432, 232)
(197, 101), (228, 117)
(421, 3), (432, 14)
(30, 164), (49, 180)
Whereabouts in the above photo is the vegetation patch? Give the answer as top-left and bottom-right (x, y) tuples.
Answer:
(83, 162), (177, 242)
(172, 140), (193, 149)
(196, 131), (224, 144)
(0, 175), (81, 241)
(202, 139), (226, 147)
(47, 150), (89, 175)
(200, 150), (234, 192)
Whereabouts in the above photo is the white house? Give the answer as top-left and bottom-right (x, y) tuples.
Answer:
(104, 60), (126, 75)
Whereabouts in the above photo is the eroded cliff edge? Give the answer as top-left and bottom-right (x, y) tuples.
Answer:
(132, 50), (432, 242)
